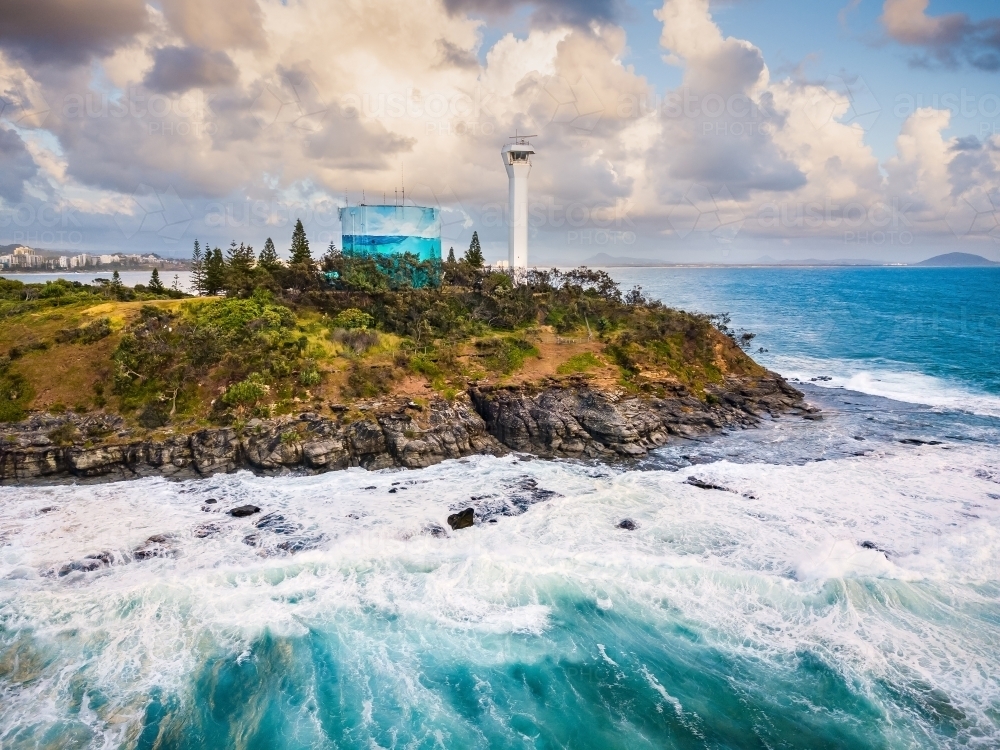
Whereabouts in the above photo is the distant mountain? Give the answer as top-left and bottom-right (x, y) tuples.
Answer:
(915, 252), (999, 267)
(751, 256), (883, 266)
(582, 252), (1000, 268)
(582, 253), (670, 267)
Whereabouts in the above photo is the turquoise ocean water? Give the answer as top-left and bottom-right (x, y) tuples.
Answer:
(2, 268), (999, 748)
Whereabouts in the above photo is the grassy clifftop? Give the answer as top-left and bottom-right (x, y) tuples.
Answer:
(0, 263), (766, 433)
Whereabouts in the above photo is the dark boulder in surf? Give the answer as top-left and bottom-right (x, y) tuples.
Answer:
(685, 477), (733, 492)
(229, 504), (260, 517)
(447, 508), (475, 530)
(58, 551), (113, 576)
(860, 540), (892, 556)
(133, 534), (175, 561)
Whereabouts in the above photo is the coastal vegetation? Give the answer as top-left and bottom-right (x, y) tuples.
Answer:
(0, 224), (764, 430)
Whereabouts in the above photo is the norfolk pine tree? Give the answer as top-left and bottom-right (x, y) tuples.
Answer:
(290, 219), (312, 265)
(257, 238), (280, 272)
(148, 268), (165, 293)
(204, 247), (226, 295)
(464, 231), (484, 267)
(191, 239), (205, 294)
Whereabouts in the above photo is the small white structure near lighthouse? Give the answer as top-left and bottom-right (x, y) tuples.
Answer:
(501, 134), (535, 270)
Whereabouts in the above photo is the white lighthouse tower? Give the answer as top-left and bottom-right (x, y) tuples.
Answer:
(501, 134), (535, 270)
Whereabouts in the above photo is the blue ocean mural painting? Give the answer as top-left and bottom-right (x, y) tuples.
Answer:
(339, 205), (441, 262)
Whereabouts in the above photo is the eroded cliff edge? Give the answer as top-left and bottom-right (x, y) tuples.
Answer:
(0, 373), (814, 484)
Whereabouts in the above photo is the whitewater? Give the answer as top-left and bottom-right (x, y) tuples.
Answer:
(2, 267), (999, 748)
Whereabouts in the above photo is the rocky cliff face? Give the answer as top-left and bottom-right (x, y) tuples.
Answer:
(0, 374), (812, 484)
(0, 399), (506, 484)
(469, 373), (811, 459)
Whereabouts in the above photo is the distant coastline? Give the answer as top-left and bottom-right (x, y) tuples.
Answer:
(1, 265), (189, 274)
(0, 244), (190, 275)
(581, 251), (1000, 268)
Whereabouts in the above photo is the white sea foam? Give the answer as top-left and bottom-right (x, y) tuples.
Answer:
(771, 354), (1000, 417)
(793, 539), (906, 582)
(2, 444), (1000, 744)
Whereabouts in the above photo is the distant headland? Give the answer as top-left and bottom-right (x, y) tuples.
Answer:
(583, 251), (1000, 268)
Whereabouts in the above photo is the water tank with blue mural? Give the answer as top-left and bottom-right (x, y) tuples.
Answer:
(339, 205), (441, 262)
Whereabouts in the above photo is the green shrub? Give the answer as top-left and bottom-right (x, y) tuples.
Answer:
(483, 272), (512, 295)
(332, 308), (374, 329)
(556, 351), (603, 375)
(476, 337), (538, 375)
(342, 364), (394, 399)
(39, 282), (67, 299)
(138, 403), (170, 428)
(298, 361), (322, 387)
(111, 293), (310, 419)
(8, 340), (49, 359)
(223, 375), (268, 408)
(604, 343), (639, 378)
(0, 278), (106, 317)
(187, 293), (293, 335)
(409, 355), (442, 379)
(47, 423), (79, 445)
(0, 371), (33, 422)
(331, 328), (379, 354)
(56, 317), (112, 344)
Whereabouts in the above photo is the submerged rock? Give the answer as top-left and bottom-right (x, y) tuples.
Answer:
(58, 551), (113, 576)
(423, 523), (448, 538)
(229, 505), (261, 518)
(860, 540), (891, 556)
(617, 518), (638, 530)
(685, 477), (733, 492)
(254, 513), (300, 534)
(56, 534), (177, 575)
(276, 535), (325, 553)
(133, 534), (175, 561)
(463, 476), (563, 524)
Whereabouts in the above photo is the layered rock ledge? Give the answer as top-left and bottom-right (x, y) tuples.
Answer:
(470, 373), (810, 459)
(0, 374), (813, 484)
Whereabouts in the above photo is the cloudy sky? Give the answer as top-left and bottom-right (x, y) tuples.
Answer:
(1, 0), (999, 264)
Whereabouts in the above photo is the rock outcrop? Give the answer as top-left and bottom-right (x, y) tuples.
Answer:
(0, 373), (813, 484)
(0, 397), (506, 484)
(469, 373), (809, 459)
